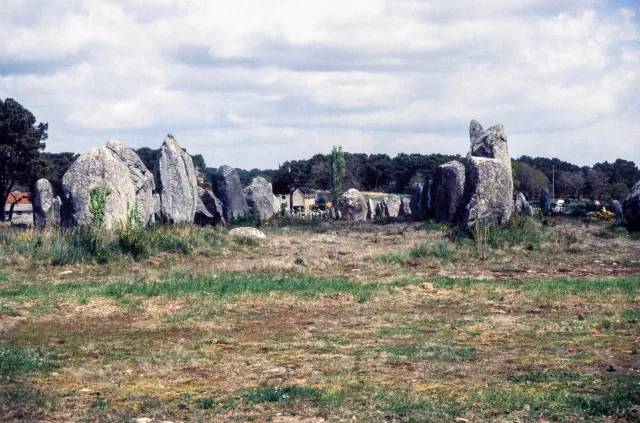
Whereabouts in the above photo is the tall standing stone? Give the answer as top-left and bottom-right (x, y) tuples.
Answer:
(339, 189), (367, 221)
(432, 161), (465, 223)
(153, 136), (199, 224)
(611, 200), (623, 220)
(196, 187), (225, 226)
(540, 188), (552, 215)
(460, 121), (514, 229)
(409, 183), (423, 216)
(32, 179), (55, 229)
(53, 196), (62, 226)
(211, 165), (250, 222)
(106, 140), (156, 225)
(623, 182), (640, 231)
(420, 180), (432, 217)
(62, 147), (137, 228)
(399, 197), (411, 217)
(366, 199), (374, 220)
(243, 177), (275, 223)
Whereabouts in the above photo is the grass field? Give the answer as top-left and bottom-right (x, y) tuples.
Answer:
(0, 217), (639, 422)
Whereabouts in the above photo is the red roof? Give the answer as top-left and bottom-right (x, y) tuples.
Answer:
(7, 193), (31, 205)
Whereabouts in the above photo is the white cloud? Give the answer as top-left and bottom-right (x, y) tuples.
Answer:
(0, 0), (638, 169)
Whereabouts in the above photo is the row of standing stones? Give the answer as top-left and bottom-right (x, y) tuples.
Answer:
(25, 122), (640, 232)
(29, 136), (281, 230)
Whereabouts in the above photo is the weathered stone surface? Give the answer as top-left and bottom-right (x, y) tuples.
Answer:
(432, 161), (465, 223)
(611, 200), (623, 219)
(11, 214), (33, 228)
(385, 195), (402, 218)
(460, 121), (513, 229)
(366, 199), (374, 220)
(461, 157), (513, 229)
(106, 140), (155, 225)
(32, 179), (55, 229)
(410, 183), (423, 216)
(197, 187), (225, 226)
(540, 188), (552, 215)
(229, 227), (266, 240)
(623, 182), (640, 231)
(62, 147), (137, 228)
(243, 177), (275, 223)
(420, 180), (432, 217)
(339, 189), (367, 221)
(375, 202), (382, 219)
(211, 165), (249, 222)
(153, 136), (199, 224)
(273, 195), (282, 216)
(515, 192), (533, 217)
(152, 193), (161, 222)
(53, 197), (62, 226)
(400, 197), (411, 217)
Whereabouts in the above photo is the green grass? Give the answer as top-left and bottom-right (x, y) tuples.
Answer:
(0, 347), (58, 376)
(621, 308), (640, 321)
(369, 240), (457, 264)
(380, 343), (480, 362)
(507, 370), (582, 383)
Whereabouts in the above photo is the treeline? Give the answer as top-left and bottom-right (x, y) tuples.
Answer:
(37, 150), (640, 204)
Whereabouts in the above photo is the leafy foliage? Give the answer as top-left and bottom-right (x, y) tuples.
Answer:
(89, 186), (111, 227)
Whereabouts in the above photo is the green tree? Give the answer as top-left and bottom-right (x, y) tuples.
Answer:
(0, 98), (48, 221)
(191, 154), (206, 172)
(330, 145), (346, 208)
(512, 161), (550, 199)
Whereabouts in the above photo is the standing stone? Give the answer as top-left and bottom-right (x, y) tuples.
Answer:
(399, 197), (411, 217)
(32, 179), (55, 229)
(197, 187), (225, 226)
(243, 177), (275, 223)
(623, 182), (640, 231)
(514, 193), (533, 217)
(153, 136), (199, 224)
(420, 180), (433, 217)
(62, 147), (137, 228)
(273, 195), (282, 216)
(375, 202), (382, 219)
(194, 197), (216, 226)
(211, 165), (250, 222)
(152, 193), (161, 223)
(611, 200), (623, 220)
(366, 199), (374, 220)
(53, 196), (62, 226)
(460, 121), (514, 230)
(106, 140), (155, 225)
(432, 161), (465, 223)
(409, 183), (423, 216)
(385, 195), (402, 218)
(339, 189), (367, 221)
(540, 188), (552, 215)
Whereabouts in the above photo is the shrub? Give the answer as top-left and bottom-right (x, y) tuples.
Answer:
(408, 240), (457, 262)
(89, 186), (111, 227)
(49, 228), (108, 265)
(485, 214), (550, 249)
(114, 201), (149, 260)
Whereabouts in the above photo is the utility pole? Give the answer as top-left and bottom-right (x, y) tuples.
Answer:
(552, 165), (555, 202)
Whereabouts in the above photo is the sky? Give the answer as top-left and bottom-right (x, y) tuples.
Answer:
(1, 0), (639, 170)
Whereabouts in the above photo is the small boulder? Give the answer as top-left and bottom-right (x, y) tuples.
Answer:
(540, 187), (552, 215)
(399, 197), (411, 217)
(623, 182), (640, 231)
(211, 165), (250, 222)
(11, 214), (33, 228)
(432, 161), (465, 223)
(32, 179), (56, 229)
(229, 227), (266, 240)
(515, 192), (533, 217)
(198, 188), (225, 226)
(339, 189), (367, 221)
(611, 200), (623, 220)
(153, 136), (199, 224)
(243, 177), (275, 223)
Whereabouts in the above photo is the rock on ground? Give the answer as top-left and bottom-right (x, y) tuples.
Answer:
(339, 189), (367, 221)
(62, 146), (137, 228)
(611, 200), (623, 219)
(243, 177), (275, 223)
(197, 187), (225, 226)
(211, 165), (250, 222)
(366, 199), (374, 220)
(515, 192), (533, 217)
(460, 121), (513, 230)
(153, 136), (199, 224)
(432, 161), (465, 223)
(106, 140), (155, 225)
(229, 227), (266, 240)
(420, 180), (432, 217)
(623, 182), (640, 231)
(409, 183), (423, 216)
(540, 187), (552, 215)
(11, 214), (33, 228)
(385, 195), (402, 218)
(399, 197), (411, 217)
(273, 195), (282, 216)
(32, 179), (56, 229)
(53, 196), (62, 226)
